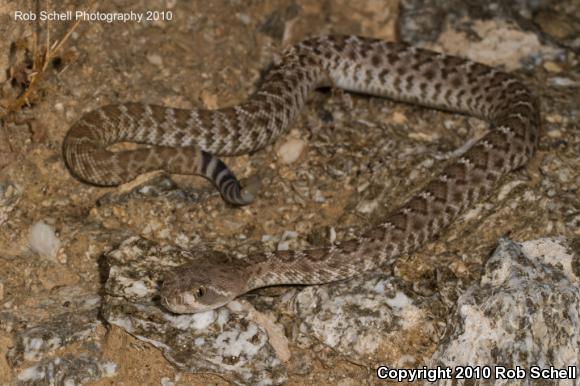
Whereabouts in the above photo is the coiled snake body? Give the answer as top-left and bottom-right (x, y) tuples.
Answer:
(62, 36), (540, 313)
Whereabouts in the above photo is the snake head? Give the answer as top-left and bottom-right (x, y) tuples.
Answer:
(160, 263), (245, 313)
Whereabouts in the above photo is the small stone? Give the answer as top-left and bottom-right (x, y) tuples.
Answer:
(357, 198), (380, 214)
(160, 377), (174, 386)
(146, 53), (163, 66)
(277, 137), (305, 164)
(329, 227), (336, 243)
(543, 61), (562, 73)
(548, 77), (577, 87)
(443, 120), (456, 130)
(200, 89), (219, 110)
(237, 13), (251, 25)
(28, 221), (61, 260)
(239, 300), (291, 362)
(545, 114), (563, 124)
(409, 131), (438, 142)
(391, 111), (407, 124)
(313, 189), (325, 203)
(277, 230), (298, 251)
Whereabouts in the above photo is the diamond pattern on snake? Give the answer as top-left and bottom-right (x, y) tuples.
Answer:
(62, 35), (541, 313)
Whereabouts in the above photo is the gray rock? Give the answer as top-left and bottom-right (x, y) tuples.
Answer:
(432, 238), (579, 385)
(0, 286), (113, 385)
(0, 182), (20, 227)
(15, 354), (116, 386)
(294, 273), (434, 363)
(101, 233), (579, 385)
(101, 237), (287, 385)
(7, 306), (100, 367)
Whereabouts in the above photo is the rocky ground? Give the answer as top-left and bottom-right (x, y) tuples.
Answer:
(0, 0), (578, 385)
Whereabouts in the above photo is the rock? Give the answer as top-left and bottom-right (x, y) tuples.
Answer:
(391, 111), (407, 124)
(0, 286), (110, 385)
(294, 273), (436, 363)
(28, 221), (61, 261)
(1, 0), (578, 383)
(431, 238), (579, 385)
(199, 89), (218, 110)
(436, 20), (560, 71)
(237, 300), (291, 362)
(0, 182), (20, 227)
(101, 237), (287, 385)
(16, 354), (116, 385)
(7, 306), (101, 367)
(543, 61), (563, 73)
(97, 232), (579, 383)
(146, 53), (163, 66)
(277, 137), (305, 164)
(277, 230), (298, 251)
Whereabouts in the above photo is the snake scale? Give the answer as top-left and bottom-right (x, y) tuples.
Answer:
(62, 35), (540, 313)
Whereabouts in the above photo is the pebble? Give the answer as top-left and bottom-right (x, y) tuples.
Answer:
(237, 13), (251, 25)
(147, 53), (163, 67)
(408, 131), (438, 142)
(329, 227), (336, 243)
(200, 90), (219, 110)
(548, 77), (577, 87)
(391, 111), (407, 124)
(545, 114), (563, 124)
(313, 189), (325, 203)
(277, 137), (305, 164)
(277, 230), (298, 251)
(28, 221), (61, 260)
(543, 61), (562, 73)
(160, 377), (174, 386)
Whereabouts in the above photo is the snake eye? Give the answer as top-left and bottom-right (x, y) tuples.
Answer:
(195, 286), (206, 298)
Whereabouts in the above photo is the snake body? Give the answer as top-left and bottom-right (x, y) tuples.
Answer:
(62, 36), (540, 313)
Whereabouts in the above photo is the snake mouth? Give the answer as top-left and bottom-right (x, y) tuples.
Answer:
(159, 278), (187, 313)
(159, 296), (175, 313)
(159, 292), (228, 314)
(159, 290), (197, 314)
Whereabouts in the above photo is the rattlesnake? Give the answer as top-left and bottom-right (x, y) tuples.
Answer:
(62, 35), (540, 313)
